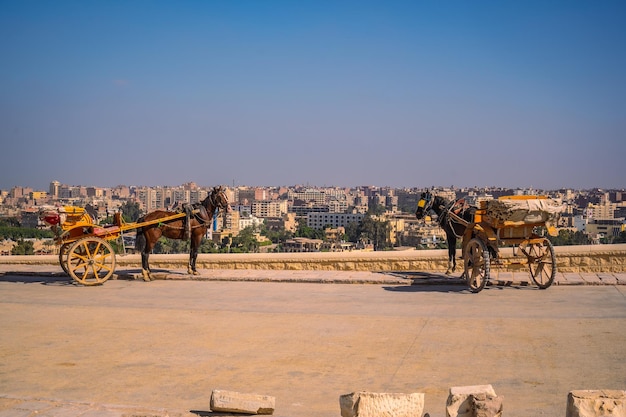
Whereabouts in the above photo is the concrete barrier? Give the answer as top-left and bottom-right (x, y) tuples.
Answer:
(1, 244), (625, 273)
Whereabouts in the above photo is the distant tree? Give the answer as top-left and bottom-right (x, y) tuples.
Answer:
(0, 226), (53, 240)
(0, 217), (20, 228)
(295, 220), (324, 239)
(199, 239), (218, 253)
(11, 239), (34, 255)
(231, 226), (259, 253)
(360, 215), (392, 250)
(262, 224), (293, 245)
(367, 204), (386, 216)
(153, 237), (174, 254)
(344, 221), (360, 243)
(343, 215), (391, 250)
(548, 229), (591, 246)
(119, 201), (142, 222)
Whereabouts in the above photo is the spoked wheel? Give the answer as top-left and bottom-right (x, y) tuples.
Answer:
(463, 238), (490, 293)
(58, 243), (71, 275)
(520, 238), (556, 289)
(67, 237), (116, 286)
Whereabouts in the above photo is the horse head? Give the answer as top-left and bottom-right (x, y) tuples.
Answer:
(209, 186), (231, 214)
(415, 191), (434, 220)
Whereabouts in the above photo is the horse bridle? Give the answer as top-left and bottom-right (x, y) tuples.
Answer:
(208, 187), (229, 214)
(417, 192), (435, 218)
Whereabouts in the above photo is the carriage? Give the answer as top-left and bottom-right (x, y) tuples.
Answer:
(41, 206), (187, 285)
(453, 195), (563, 293)
(415, 192), (564, 293)
(40, 186), (230, 286)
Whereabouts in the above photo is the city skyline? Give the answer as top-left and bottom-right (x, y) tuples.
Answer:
(3, 179), (625, 194)
(2, 1), (625, 191)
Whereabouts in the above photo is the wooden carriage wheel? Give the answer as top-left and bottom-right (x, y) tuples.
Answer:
(67, 237), (116, 286)
(463, 238), (490, 293)
(58, 242), (71, 275)
(520, 238), (556, 289)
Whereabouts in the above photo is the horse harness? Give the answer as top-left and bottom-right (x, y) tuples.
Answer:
(157, 202), (213, 240)
(419, 193), (472, 240)
(440, 198), (473, 239)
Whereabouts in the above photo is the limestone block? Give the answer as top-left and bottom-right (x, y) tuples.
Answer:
(471, 393), (503, 417)
(446, 385), (497, 417)
(339, 391), (425, 417)
(210, 389), (275, 415)
(566, 390), (626, 417)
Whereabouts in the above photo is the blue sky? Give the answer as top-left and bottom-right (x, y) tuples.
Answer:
(1, 1), (624, 191)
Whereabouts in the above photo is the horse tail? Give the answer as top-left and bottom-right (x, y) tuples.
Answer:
(135, 218), (146, 253)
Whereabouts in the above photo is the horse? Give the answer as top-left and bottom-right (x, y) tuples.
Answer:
(415, 190), (477, 275)
(135, 186), (230, 281)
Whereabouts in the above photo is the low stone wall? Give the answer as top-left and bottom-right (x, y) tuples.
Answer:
(1, 244), (625, 273)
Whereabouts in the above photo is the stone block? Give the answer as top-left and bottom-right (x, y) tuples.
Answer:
(566, 390), (626, 417)
(339, 391), (425, 417)
(210, 389), (275, 415)
(446, 385), (498, 417)
(471, 393), (503, 417)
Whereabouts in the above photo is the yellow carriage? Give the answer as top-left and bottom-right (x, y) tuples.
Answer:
(455, 195), (563, 293)
(41, 206), (186, 286)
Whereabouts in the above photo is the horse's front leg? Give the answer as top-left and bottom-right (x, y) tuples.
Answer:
(141, 252), (152, 281)
(188, 246), (199, 275)
(450, 249), (457, 273)
(445, 235), (457, 275)
(445, 253), (454, 275)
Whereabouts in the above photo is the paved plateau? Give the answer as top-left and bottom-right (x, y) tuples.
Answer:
(0, 265), (626, 417)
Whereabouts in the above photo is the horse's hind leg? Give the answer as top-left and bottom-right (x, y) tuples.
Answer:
(141, 251), (152, 281)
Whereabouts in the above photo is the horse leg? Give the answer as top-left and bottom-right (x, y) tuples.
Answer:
(141, 250), (152, 281)
(446, 233), (457, 274)
(188, 250), (199, 275)
(188, 234), (200, 275)
(141, 228), (161, 281)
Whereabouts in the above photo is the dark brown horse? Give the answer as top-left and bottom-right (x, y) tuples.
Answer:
(415, 190), (476, 275)
(135, 186), (230, 280)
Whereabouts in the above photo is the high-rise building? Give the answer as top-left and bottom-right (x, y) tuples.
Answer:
(49, 181), (60, 199)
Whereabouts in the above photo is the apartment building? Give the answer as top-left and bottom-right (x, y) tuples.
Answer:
(586, 219), (625, 239)
(251, 200), (288, 218)
(264, 213), (297, 233)
(237, 187), (267, 204)
(288, 188), (326, 204)
(239, 214), (264, 230)
(587, 202), (617, 220)
(307, 212), (364, 230)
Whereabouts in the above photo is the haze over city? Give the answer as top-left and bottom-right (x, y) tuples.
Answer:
(1, 1), (625, 191)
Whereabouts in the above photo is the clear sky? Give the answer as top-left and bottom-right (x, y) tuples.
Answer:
(1, 1), (624, 191)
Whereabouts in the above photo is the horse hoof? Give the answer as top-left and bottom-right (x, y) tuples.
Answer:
(445, 270), (451, 275)
(192, 270), (200, 276)
(141, 271), (152, 282)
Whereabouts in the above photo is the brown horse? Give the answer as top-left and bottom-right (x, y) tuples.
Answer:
(134, 186), (230, 280)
